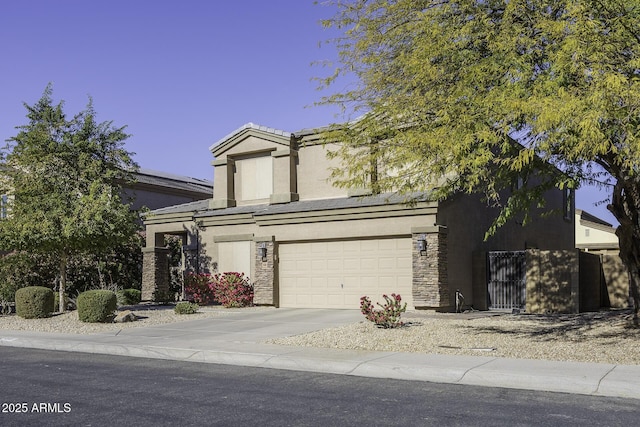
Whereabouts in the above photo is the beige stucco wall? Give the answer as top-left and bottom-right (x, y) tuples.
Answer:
(296, 144), (348, 200)
(205, 212), (436, 244)
(211, 134), (368, 206)
(144, 220), (201, 248)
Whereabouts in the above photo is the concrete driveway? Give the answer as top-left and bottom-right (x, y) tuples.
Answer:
(117, 307), (363, 346)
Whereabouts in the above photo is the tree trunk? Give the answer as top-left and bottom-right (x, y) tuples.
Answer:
(608, 180), (640, 326)
(58, 252), (68, 313)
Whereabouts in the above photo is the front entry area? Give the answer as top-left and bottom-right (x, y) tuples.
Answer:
(278, 238), (413, 309)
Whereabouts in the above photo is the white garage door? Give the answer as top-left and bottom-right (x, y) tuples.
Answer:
(279, 238), (413, 309)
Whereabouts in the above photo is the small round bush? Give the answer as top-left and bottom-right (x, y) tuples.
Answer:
(77, 290), (117, 323)
(174, 301), (199, 315)
(15, 286), (55, 319)
(116, 289), (142, 306)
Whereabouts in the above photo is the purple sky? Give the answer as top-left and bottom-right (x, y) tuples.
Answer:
(0, 0), (617, 225)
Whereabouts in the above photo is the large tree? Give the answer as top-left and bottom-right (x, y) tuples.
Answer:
(0, 86), (139, 312)
(318, 0), (640, 321)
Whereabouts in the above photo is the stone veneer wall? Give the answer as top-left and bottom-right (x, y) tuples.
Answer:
(412, 226), (449, 309)
(141, 247), (171, 301)
(253, 238), (276, 305)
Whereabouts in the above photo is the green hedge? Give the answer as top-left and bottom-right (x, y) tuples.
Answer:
(116, 289), (142, 306)
(77, 290), (117, 323)
(15, 286), (54, 319)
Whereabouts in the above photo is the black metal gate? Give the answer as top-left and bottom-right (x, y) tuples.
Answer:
(487, 251), (526, 310)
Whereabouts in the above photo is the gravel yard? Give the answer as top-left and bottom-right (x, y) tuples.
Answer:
(269, 309), (640, 365)
(0, 305), (257, 334)
(1, 305), (638, 365)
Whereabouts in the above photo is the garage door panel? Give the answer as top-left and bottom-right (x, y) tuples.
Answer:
(343, 257), (362, 271)
(360, 257), (378, 270)
(343, 241), (360, 252)
(279, 238), (413, 309)
(327, 258), (343, 270)
(311, 259), (326, 271)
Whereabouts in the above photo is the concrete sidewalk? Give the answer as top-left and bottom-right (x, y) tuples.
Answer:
(1, 308), (639, 399)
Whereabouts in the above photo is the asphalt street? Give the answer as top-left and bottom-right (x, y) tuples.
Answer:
(2, 347), (640, 427)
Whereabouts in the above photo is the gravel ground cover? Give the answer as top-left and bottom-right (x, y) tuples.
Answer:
(269, 309), (640, 365)
(0, 305), (638, 365)
(0, 305), (265, 334)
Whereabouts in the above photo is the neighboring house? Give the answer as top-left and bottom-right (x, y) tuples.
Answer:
(575, 209), (619, 253)
(142, 123), (576, 311)
(125, 168), (213, 212)
(0, 167), (213, 218)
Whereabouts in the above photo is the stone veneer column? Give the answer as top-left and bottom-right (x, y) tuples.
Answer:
(253, 237), (276, 306)
(412, 226), (449, 309)
(141, 247), (171, 302)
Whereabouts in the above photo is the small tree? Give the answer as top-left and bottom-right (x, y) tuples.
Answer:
(0, 85), (140, 312)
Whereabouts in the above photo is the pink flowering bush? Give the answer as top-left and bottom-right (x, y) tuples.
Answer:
(360, 293), (407, 328)
(211, 272), (254, 308)
(184, 273), (214, 305)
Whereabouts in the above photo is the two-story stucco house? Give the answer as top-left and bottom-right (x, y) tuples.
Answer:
(142, 123), (575, 311)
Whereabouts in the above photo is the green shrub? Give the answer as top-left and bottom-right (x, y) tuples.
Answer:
(116, 288), (142, 306)
(0, 252), (57, 302)
(15, 286), (55, 319)
(174, 301), (199, 315)
(77, 290), (117, 323)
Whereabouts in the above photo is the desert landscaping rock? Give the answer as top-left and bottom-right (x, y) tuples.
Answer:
(113, 310), (138, 323)
(269, 309), (640, 366)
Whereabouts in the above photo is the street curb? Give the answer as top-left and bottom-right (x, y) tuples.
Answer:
(2, 335), (640, 400)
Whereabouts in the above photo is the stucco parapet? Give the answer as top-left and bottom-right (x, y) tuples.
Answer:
(253, 235), (275, 242)
(211, 158), (235, 167)
(210, 124), (291, 156)
(255, 205), (437, 226)
(270, 192), (299, 205)
(209, 198), (236, 210)
(144, 213), (196, 225)
(214, 233), (255, 243)
(411, 225), (448, 234)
